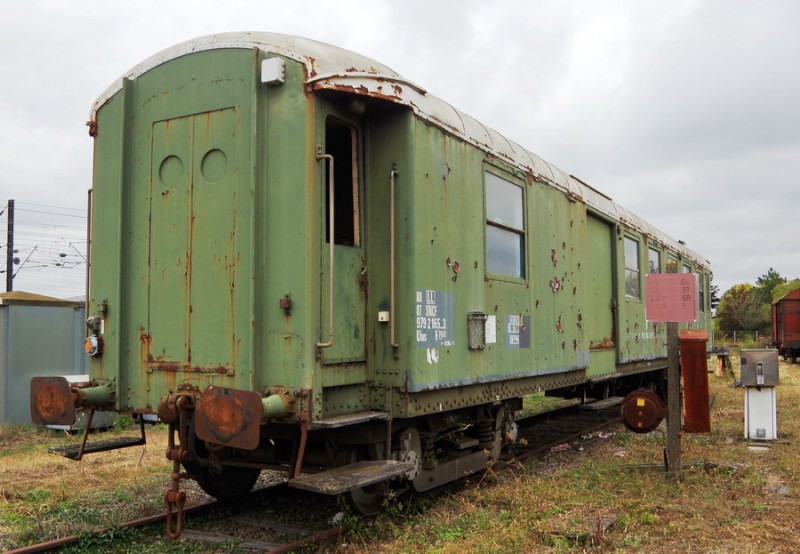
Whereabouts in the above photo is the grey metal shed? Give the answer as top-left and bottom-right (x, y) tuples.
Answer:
(0, 291), (87, 424)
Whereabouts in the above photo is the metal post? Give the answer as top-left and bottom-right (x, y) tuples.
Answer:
(665, 262), (682, 479)
(5, 199), (13, 292)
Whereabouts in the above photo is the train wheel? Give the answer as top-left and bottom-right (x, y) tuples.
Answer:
(479, 405), (516, 463)
(183, 461), (261, 502)
(346, 443), (388, 515)
(183, 425), (261, 502)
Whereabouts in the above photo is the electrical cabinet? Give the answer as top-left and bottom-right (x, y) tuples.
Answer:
(740, 349), (779, 387)
(744, 387), (777, 441)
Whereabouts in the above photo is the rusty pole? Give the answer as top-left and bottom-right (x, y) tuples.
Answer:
(665, 262), (682, 479)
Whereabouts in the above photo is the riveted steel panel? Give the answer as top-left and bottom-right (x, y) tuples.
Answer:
(88, 48), (265, 411)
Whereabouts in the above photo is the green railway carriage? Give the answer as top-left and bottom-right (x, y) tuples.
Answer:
(31, 32), (712, 518)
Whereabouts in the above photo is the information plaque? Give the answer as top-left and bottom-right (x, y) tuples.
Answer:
(645, 273), (698, 323)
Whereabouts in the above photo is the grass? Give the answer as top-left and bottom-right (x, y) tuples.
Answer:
(2, 352), (798, 552)
(0, 422), (176, 551)
(337, 353), (800, 553)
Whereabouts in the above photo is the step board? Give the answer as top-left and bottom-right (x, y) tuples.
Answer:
(579, 396), (624, 411)
(289, 460), (415, 495)
(309, 410), (389, 429)
(48, 436), (147, 460)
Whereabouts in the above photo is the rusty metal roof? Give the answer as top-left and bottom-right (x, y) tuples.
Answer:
(0, 290), (84, 307)
(92, 31), (709, 269)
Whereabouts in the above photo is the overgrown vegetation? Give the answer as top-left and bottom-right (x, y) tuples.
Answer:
(716, 267), (800, 340)
(0, 423), (175, 551)
(336, 354), (800, 553)
(2, 355), (799, 552)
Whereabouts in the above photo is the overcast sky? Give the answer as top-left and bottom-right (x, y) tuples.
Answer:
(1, 0), (798, 299)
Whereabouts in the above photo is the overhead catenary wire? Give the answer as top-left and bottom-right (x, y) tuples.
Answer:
(2, 199), (88, 297)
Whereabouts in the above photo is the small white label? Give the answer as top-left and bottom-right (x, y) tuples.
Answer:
(485, 315), (497, 344)
(378, 311), (390, 322)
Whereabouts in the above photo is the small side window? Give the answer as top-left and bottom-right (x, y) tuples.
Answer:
(325, 118), (359, 246)
(648, 247), (661, 274)
(624, 236), (641, 300)
(699, 275), (706, 313)
(485, 171), (525, 278)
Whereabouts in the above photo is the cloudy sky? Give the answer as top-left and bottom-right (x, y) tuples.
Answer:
(1, 0), (798, 299)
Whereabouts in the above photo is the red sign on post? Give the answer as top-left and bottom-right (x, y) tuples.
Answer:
(645, 273), (698, 323)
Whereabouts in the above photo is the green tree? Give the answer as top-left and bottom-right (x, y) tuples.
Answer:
(717, 283), (770, 336)
(754, 267), (786, 304)
(710, 283), (721, 310)
(771, 279), (800, 302)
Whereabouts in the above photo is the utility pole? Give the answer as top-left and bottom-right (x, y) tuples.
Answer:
(5, 199), (13, 292)
(664, 261), (682, 479)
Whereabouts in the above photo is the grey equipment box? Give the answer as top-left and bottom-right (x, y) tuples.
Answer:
(740, 349), (779, 387)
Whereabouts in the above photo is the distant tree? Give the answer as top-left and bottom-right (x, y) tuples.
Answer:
(771, 279), (800, 302)
(717, 283), (770, 336)
(710, 283), (721, 311)
(754, 267), (786, 304)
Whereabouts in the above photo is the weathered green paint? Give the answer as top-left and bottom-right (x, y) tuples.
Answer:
(87, 42), (712, 423)
(584, 214), (616, 377)
(89, 49), (317, 411)
(148, 107), (244, 373)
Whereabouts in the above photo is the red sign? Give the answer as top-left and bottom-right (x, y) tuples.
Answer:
(645, 273), (698, 323)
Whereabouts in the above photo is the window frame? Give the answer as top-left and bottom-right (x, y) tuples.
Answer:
(484, 169), (526, 282)
(324, 116), (360, 247)
(648, 246), (661, 274)
(623, 235), (641, 301)
(699, 273), (707, 313)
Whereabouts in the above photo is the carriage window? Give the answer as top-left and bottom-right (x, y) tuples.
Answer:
(485, 172), (525, 278)
(325, 118), (359, 246)
(683, 263), (692, 273)
(624, 236), (640, 300)
(648, 247), (661, 274)
(699, 276), (706, 313)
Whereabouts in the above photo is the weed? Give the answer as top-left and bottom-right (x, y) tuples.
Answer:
(112, 414), (135, 432)
(24, 489), (50, 503)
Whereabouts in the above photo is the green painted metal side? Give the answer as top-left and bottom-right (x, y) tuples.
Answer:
(255, 53), (317, 397)
(616, 230), (667, 363)
(365, 118), (592, 417)
(88, 49), (319, 411)
(613, 230), (711, 364)
(86, 43), (714, 421)
(583, 214), (616, 377)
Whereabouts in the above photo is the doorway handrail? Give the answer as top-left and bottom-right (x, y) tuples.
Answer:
(317, 145), (335, 351)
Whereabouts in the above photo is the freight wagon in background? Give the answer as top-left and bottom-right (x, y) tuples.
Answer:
(30, 32), (712, 532)
(772, 288), (800, 362)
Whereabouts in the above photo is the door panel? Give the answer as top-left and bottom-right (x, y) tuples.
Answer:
(320, 116), (366, 364)
(148, 108), (241, 372)
(585, 215), (616, 377)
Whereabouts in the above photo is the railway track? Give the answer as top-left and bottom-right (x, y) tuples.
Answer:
(508, 397), (623, 463)
(7, 479), (343, 554)
(173, 482), (343, 552)
(11, 399), (621, 553)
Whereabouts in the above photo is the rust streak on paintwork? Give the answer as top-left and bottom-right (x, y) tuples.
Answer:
(147, 362), (231, 374)
(589, 337), (616, 350)
(140, 330), (153, 364)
